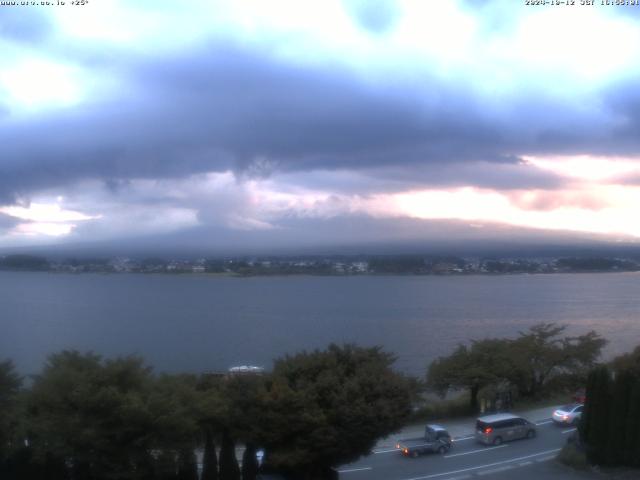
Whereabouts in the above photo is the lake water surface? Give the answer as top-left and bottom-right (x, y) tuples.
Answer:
(2, 271), (639, 376)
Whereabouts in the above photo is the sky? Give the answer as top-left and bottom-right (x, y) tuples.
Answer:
(2, 0), (640, 253)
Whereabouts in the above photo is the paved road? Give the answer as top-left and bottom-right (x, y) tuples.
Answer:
(337, 419), (577, 480)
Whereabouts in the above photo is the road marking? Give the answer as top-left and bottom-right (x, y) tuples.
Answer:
(400, 448), (562, 480)
(536, 455), (556, 462)
(519, 461), (532, 466)
(444, 445), (508, 458)
(477, 465), (514, 475)
(444, 475), (471, 480)
(452, 435), (474, 442)
(337, 466), (372, 473)
(562, 428), (577, 434)
(535, 420), (553, 425)
(372, 448), (399, 454)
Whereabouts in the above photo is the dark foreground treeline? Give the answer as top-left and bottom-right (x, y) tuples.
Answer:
(1, 326), (638, 479)
(426, 324), (640, 470)
(425, 323), (607, 412)
(579, 347), (640, 468)
(0, 345), (413, 480)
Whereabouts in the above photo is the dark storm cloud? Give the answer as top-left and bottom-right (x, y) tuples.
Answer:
(0, 38), (638, 201)
(603, 79), (640, 154)
(276, 159), (562, 196)
(0, 44), (493, 198)
(0, 212), (19, 232)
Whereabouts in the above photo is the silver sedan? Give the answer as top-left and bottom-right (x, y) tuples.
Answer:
(552, 404), (583, 425)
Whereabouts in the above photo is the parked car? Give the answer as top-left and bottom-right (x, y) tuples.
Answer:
(552, 404), (583, 426)
(396, 424), (452, 457)
(475, 413), (537, 446)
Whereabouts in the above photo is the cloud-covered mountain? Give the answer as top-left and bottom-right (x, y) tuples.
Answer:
(2, 1), (640, 251)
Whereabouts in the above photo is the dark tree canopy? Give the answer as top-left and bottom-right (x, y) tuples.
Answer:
(610, 345), (640, 375)
(27, 351), (158, 480)
(0, 254), (49, 271)
(257, 344), (412, 477)
(427, 339), (512, 411)
(509, 323), (606, 397)
(201, 428), (218, 480)
(218, 429), (240, 480)
(427, 323), (606, 409)
(0, 360), (22, 463)
(581, 361), (640, 468)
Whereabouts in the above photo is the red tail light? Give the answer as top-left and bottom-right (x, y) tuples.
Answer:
(484, 427), (493, 434)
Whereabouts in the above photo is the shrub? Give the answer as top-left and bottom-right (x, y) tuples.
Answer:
(409, 395), (473, 422)
(557, 442), (588, 470)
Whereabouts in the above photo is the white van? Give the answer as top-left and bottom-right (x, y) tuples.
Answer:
(475, 413), (537, 446)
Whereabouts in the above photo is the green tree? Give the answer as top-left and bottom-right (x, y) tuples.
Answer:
(256, 344), (411, 479)
(241, 444), (259, 480)
(0, 254), (49, 271)
(27, 351), (157, 480)
(196, 375), (227, 480)
(155, 450), (178, 480)
(0, 360), (22, 476)
(581, 361), (640, 467)
(427, 339), (512, 411)
(177, 448), (198, 480)
(150, 374), (201, 447)
(509, 324), (606, 398)
(428, 324), (607, 408)
(218, 429), (240, 480)
(611, 346), (640, 467)
(605, 370), (633, 465)
(623, 381), (640, 467)
(582, 365), (611, 465)
(610, 345), (640, 375)
(201, 428), (219, 480)
(218, 374), (266, 480)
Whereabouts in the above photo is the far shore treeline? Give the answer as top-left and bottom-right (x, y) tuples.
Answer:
(3, 253), (640, 276)
(1, 325), (639, 480)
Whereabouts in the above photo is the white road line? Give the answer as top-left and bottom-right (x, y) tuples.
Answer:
(477, 465), (514, 476)
(444, 475), (472, 480)
(373, 448), (399, 454)
(337, 466), (373, 473)
(519, 461), (532, 466)
(452, 436), (474, 442)
(535, 420), (554, 425)
(444, 445), (508, 458)
(400, 448), (562, 480)
(535, 455), (556, 462)
(562, 428), (577, 434)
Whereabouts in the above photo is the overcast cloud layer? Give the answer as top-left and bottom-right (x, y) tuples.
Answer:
(2, 0), (640, 250)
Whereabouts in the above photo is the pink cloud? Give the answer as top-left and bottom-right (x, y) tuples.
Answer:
(507, 190), (610, 212)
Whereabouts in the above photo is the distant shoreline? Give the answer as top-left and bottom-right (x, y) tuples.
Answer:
(3, 253), (640, 277)
(2, 269), (640, 277)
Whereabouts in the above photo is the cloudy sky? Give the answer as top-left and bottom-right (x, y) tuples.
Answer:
(2, 0), (640, 252)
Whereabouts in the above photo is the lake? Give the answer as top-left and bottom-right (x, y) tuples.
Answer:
(1, 271), (639, 376)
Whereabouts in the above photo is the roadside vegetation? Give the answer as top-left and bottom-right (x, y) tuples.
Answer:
(579, 346), (640, 468)
(2, 326), (638, 479)
(426, 323), (606, 412)
(0, 345), (412, 480)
